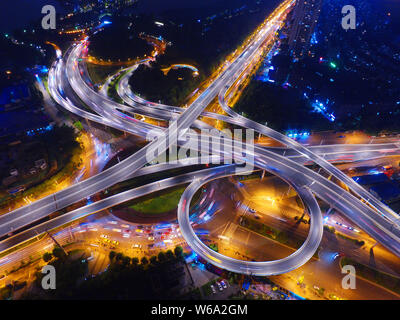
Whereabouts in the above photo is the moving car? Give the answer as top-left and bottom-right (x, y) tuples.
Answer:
(220, 280), (228, 289)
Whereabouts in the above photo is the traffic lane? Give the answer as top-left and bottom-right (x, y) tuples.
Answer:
(0, 165), (235, 253)
(178, 165), (323, 276)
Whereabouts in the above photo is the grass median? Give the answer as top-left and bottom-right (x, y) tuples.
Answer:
(340, 257), (400, 295)
(130, 186), (186, 215)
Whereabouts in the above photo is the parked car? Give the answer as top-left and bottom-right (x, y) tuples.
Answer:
(210, 284), (216, 294)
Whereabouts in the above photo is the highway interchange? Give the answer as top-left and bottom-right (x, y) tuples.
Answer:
(2, 0), (400, 276)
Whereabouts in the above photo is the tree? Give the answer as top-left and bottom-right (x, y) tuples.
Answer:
(158, 252), (166, 263)
(109, 251), (116, 261)
(141, 257), (148, 265)
(122, 256), (131, 266)
(131, 257), (139, 266)
(174, 246), (183, 259)
(42, 252), (53, 262)
(166, 250), (174, 260)
(73, 121), (83, 131)
(52, 247), (65, 259)
(149, 256), (157, 265)
(116, 253), (123, 262)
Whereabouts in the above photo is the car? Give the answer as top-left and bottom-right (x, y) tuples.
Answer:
(333, 252), (344, 260)
(210, 284), (216, 294)
(216, 282), (223, 291)
(148, 236), (155, 241)
(220, 280), (228, 289)
(249, 208), (256, 213)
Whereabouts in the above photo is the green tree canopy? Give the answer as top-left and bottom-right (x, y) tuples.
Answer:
(42, 252), (53, 262)
(158, 252), (166, 263)
(174, 246), (183, 258)
(166, 250), (174, 260)
(52, 247), (65, 259)
(109, 251), (116, 261)
(116, 252), (123, 261)
(122, 256), (131, 266)
(149, 256), (157, 265)
(131, 257), (139, 266)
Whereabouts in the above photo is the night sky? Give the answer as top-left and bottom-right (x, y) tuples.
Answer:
(0, 0), (260, 33)
(0, 0), (399, 33)
(0, 0), (62, 33)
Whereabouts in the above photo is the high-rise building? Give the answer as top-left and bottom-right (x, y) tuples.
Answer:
(288, 0), (323, 59)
